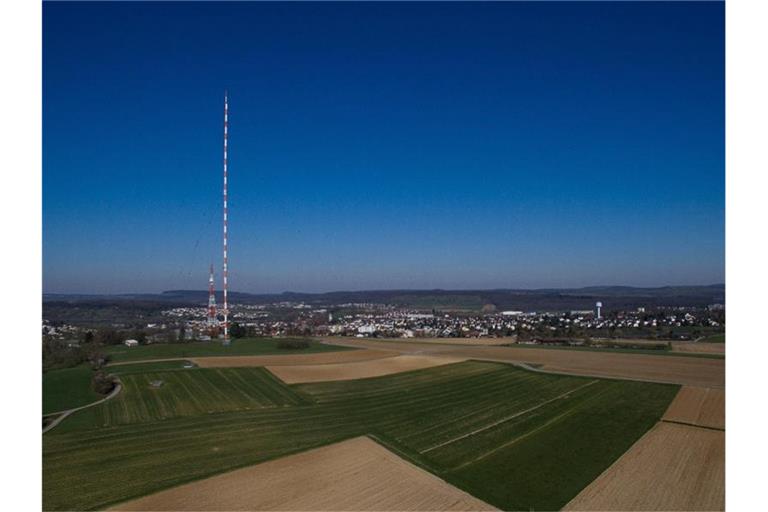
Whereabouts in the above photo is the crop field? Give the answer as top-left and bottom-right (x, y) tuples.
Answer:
(192, 348), (395, 368)
(339, 338), (726, 387)
(362, 336), (514, 346)
(564, 422), (725, 511)
(58, 367), (308, 430)
(44, 361), (678, 511)
(112, 436), (497, 511)
(43, 365), (101, 414)
(700, 333), (726, 343)
(105, 337), (351, 363)
(108, 360), (198, 376)
(671, 341), (726, 355)
(663, 386), (725, 429)
(267, 355), (465, 383)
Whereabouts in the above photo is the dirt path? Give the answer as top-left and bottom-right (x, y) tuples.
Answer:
(43, 380), (122, 434)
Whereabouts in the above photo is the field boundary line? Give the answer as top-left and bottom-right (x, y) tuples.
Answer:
(660, 419), (725, 432)
(364, 434), (500, 511)
(421, 379), (599, 453)
(562, 420), (725, 511)
(43, 380), (123, 434)
(367, 433), (437, 474)
(259, 367), (315, 405)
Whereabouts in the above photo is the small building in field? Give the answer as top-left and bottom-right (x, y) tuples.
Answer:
(124, 339), (139, 347)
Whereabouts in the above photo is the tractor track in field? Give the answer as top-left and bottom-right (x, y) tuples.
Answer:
(421, 379), (599, 453)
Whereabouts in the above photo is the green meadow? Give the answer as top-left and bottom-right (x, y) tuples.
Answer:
(104, 337), (352, 363)
(43, 365), (101, 415)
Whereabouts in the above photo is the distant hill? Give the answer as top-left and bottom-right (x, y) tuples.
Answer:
(44, 284), (725, 315)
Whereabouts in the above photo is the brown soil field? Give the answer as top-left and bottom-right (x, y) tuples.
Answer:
(110, 436), (497, 511)
(564, 422), (725, 511)
(191, 348), (396, 368)
(364, 336), (515, 346)
(671, 341), (726, 355)
(267, 355), (466, 384)
(592, 338), (669, 347)
(324, 338), (725, 388)
(663, 386), (725, 430)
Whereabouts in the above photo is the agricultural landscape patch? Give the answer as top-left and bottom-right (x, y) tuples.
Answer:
(111, 436), (497, 511)
(564, 421), (724, 511)
(44, 360), (678, 511)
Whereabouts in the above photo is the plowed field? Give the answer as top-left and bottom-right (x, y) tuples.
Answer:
(192, 348), (395, 368)
(564, 422), (724, 511)
(330, 338), (725, 387)
(663, 386), (725, 429)
(268, 355), (465, 383)
(110, 436), (497, 511)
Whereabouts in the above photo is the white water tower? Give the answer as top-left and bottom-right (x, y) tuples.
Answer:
(596, 301), (603, 320)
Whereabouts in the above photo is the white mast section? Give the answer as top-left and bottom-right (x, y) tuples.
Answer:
(222, 91), (230, 343)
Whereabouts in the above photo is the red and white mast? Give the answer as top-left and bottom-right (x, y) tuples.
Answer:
(207, 263), (217, 327)
(222, 91), (230, 343)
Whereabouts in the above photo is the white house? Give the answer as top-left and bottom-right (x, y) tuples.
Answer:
(357, 325), (376, 335)
(124, 339), (139, 347)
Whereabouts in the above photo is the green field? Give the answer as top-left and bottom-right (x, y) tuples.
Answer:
(61, 367), (309, 430)
(107, 359), (198, 375)
(44, 361), (677, 511)
(43, 365), (101, 415)
(104, 337), (352, 363)
(700, 333), (726, 343)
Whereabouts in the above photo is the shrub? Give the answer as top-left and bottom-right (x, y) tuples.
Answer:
(276, 339), (311, 350)
(92, 370), (116, 395)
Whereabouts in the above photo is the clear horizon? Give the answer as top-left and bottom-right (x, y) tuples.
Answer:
(43, 2), (724, 294)
(42, 282), (725, 298)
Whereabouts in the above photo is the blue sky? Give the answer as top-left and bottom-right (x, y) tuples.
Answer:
(43, 1), (724, 294)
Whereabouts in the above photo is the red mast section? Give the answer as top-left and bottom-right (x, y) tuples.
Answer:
(207, 264), (217, 327)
